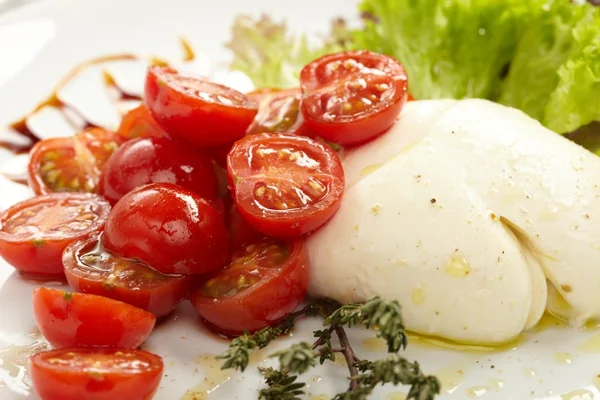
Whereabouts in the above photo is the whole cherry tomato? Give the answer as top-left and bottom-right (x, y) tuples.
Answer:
(103, 183), (228, 275)
(98, 137), (218, 205)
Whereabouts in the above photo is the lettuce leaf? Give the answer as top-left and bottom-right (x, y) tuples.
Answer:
(499, 0), (600, 133)
(227, 1), (600, 135)
(225, 15), (349, 89)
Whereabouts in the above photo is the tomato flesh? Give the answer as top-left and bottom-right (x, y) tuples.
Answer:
(33, 287), (156, 348)
(63, 232), (190, 318)
(246, 88), (309, 136)
(144, 66), (258, 148)
(300, 50), (408, 146)
(117, 104), (165, 140)
(0, 193), (110, 278)
(103, 183), (229, 275)
(30, 347), (163, 400)
(227, 133), (344, 237)
(191, 238), (309, 335)
(28, 128), (122, 195)
(98, 137), (218, 205)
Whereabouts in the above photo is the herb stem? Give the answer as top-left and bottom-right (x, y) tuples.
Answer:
(335, 325), (360, 391)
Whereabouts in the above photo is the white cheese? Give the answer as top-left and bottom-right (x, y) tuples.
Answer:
(307, 99), (600, 344)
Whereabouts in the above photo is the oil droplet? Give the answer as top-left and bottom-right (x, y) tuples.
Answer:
(445, 255), (471, 277)
(333, 354), (347, 367)
(487, 379), (505, 390)
(533, 313), (568, 332)
(360, 163), (381, 176)
(435, 364), (466, 394)
(386, 393), (407, 400)
(560, 388), (594, 400)
(406, 331), (523, 353)
(466, 386), (489, 397)
(362, 337), (387, 352)
(553, 352), (575, 364)
(308, 395), (329, 400)
(411, 286), (426, 305)
(577, 334), (600, 353)
(0, 332), (49, 396)
(523, 367), (536, 377)
(180, 354), (231, 400)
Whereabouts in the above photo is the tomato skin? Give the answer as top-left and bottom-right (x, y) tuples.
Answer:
(190, 239), (309, 335)
(117, 104), (165, 140)
(227, 134), (345, 238)
(300, 50), (408, 146)
(0, 193), (110, 279)
(225, 197), (264, 250)
(144, 66), (258, 148)
(28, 128), (122, 195)
(103, 183), (229, 275)
(33, 287), (156, 348)
(30, 347), (163, 400)
(63, 233), (190, 318)
(98, 137), (218, 205)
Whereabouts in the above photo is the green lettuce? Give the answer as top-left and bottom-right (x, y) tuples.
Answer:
(227, 1), (600, 135)
(499, 0), (600, 133)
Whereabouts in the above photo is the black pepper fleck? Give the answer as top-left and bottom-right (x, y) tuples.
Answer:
(430, 198), (437, 204)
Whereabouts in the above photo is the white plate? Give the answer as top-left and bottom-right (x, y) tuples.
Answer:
(1, 1), (600, 399)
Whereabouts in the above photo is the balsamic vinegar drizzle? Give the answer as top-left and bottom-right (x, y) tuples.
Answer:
(0, 38), (195, 182)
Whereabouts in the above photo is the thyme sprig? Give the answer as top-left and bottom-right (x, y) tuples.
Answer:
(217, 297), (440, 399)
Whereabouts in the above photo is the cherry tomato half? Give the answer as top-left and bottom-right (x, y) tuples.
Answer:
(246, 88), (309, 136)
(190, 238), (309, 335)
(30, 347), (163, 400)
(33, 287), (156, 348)
(225, 196), (264, 251)
(300, 50), (408, 146)
(98, 137), (218, 205)
(0, 193), (110, 278)
(63, 232), (190, 318)
(103, 183), (229, 275)
(144, 66), (258, 148)
(28, 128), (122, 195)
(227, 134), (344, 237)
(117, 104), (166, 140)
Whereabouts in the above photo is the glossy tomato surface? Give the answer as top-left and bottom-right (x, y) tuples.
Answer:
(33, 287), (156, 348)
(117, 104), (166, 140)
(30, 347), (163, 400)
(227, 134), (344, 237)
(0, 193), (110, 278)
(144, 66), (258, 148)
(98, 137), (218, 205)
(103, 183), (228, 275)
(246, 88), (310, 136)
(191, 238), (309, 335)
(28, 128), (122, 195)
(300, 50), (408, 146)
(63, 232), (190, 318)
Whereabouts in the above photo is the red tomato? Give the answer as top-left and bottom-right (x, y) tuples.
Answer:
(0, 193), (110, 278)
(226, 197), (264, 250)
(407, 94), (415, 101)
(190, 238), (309, 335)
(144, 66), (258, 148)
(227, 134), (344, 237)
(33, 287), (156, 348)
(103, 183), (228, 275)
(300, 50), (408, 146)
(28, 128), (122, 195)
(63, 232), (190, 318)
(98, 137), (218, 205)
(117, 104), (165, 140)
(246, 88), (310, 136)
(30, 347), (163, 400)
